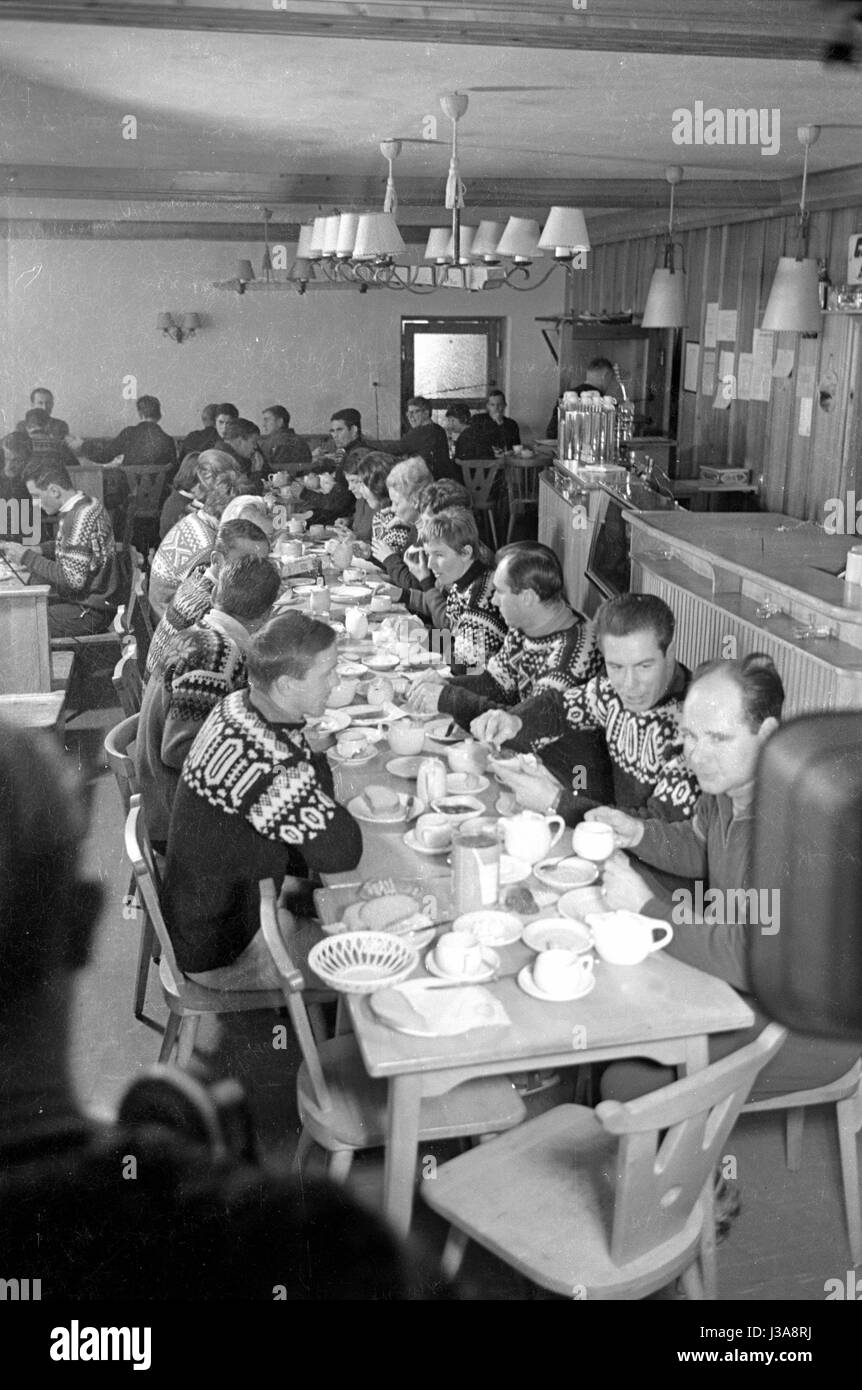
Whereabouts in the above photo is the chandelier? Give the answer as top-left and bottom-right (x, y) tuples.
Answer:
(291, 92), (590, 294)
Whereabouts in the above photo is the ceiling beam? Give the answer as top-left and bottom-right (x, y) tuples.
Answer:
(0, 0), (835, 60)
(0, 165), (787, 210)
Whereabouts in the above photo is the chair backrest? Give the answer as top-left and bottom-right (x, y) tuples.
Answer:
(123, 550), (155, 664)
(258, 879), (334, 1114)
(505, 458), (543, 507)
(105, 713), (140, 812)
(112, 651), (144, 716)
(458, 459), (505, 510)
(596, 1023), (787, 1267)
(124, 795), (186, 995)
(125, 464), (174, 523)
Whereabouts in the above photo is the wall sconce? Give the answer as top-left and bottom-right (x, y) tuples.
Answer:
(157, 312), (201, 343)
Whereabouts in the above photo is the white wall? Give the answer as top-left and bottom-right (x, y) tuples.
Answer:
(0, 237), (565, 441)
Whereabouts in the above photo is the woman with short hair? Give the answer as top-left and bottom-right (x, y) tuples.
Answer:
(408, 507), (507, 674)
(149, 450), (239, 618)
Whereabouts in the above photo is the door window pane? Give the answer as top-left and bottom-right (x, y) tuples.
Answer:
(413, 334), (488, 400)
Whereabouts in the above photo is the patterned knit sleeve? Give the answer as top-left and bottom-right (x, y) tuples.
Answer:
(246, 755), (363, 872)
(642, 750), (700, 821)
(160, 636), (247, 771)
(437, 630), (518, 727)
(502, 623), (603, 751)
(25, 501), (112, 594)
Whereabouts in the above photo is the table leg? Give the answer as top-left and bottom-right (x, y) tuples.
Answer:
(383, 1073), (423, 1237)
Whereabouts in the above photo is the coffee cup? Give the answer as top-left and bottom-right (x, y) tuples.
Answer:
(279, 540), (303, 560)
(389, 721), (426, 757)
(370, 594), (390, 613)
(587, 911), (673, 966)
(434, 930), (483, 977)
(532, 949), (594, 998)
(308, 524), (326, 539)
(447, 740), (488, 775)
(572, 821), (615, 864)
(336, 729), (370, 760)
(288, 516), (305, 535)
(414, 812), (452, 850)
(343, 566), (365, 583)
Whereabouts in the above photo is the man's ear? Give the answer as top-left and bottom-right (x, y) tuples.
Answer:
(62, 880), (103, 970)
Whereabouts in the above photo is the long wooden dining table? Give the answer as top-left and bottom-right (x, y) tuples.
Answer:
(307, 572), (755, 1259)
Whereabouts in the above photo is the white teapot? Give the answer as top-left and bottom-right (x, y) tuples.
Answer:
(587, 911), (673, 965)
(500, 810), (565, 865)
(344, 608), (368, 641)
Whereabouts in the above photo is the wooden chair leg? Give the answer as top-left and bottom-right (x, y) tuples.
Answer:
(785, 1107), (805, 1170)
(698, 1186), (718, 1300)
(327, 1148), (355, 1183)
(679, 1259), (705, 1300)
(836, 1097), (862, 1265)
(133, 915), (156, 1020)
(175, 1014), (201, 1068)
(158, 1012), (181, 1063)
(292, 1128), (315, 1175)
(441, 1227), (470, 1281)
(307, 1002), (329, 1043)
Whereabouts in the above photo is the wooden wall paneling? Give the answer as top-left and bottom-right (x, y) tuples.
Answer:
(784, 332), (819, 519)
(760, 216), (792, 512)
(721, 222), (746, 467)
(743, 219), (770, 491)
(809, 313), (851, 522)
(733, 220), (763, 470)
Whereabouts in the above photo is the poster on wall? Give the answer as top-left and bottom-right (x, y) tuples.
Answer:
(848, 233), (862, 285)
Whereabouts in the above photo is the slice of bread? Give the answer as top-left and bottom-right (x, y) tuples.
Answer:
(360, 893), (421, 930)
(360, 785), (402, 817)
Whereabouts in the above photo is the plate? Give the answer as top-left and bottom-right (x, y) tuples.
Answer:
(499, 855), (532, 886)
(316, 709), (351, 734)
(452, 909), (523, 946)
(425, 946), (500, 984)
(328, 746), (378, 767)
(349, 703), (402, 725)
(532, 856), (599, 890)
(331, 585), (373, 604)
(446, 772), (490, 795)
(347, 793), (424, 825)
(337, 661), (367, 677)
(517, 964), (595, 1003)
(403, 829), (451, 856)
(521, 919), (593, 954)
(364, 652), (400, 670)
(425, 719), (468, 745)
(387, 756), (423, 779)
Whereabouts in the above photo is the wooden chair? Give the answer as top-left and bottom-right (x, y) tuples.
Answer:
(112, 650), (143, 717)
(741, 1059), (862, 1265)
(123, 463), (174, 555)
(422, 1023), (787, 1299)
(105, 716), (158, 1020)
(457, 459), (506, 550)
(124, 798), (286, 1064)
(504, 456), (544, 542)
(259, 879), (528, 1183)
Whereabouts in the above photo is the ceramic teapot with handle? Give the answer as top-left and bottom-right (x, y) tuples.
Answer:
(500, 810), (565, 865)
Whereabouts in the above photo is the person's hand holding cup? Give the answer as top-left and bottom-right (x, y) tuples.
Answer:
(582, 806), (645, 851)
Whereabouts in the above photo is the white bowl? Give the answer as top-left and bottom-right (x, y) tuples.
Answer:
(430, 795), (485, 825)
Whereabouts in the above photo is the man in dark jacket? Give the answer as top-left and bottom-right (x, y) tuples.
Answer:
(260, 405), (312, 475)
(78, 394), (178, 474)
(400, 397), (457, 480)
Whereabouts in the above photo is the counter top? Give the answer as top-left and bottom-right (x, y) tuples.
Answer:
(627, 512), (862, 626)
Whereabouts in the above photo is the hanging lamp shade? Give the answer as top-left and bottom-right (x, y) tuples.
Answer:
(641, 266), (687, 328)
(424, 228), (451, 262)
(235, 260), (255, 283)
(471, 220), (504, 260)
(335, 213), (359, 257)
(321, 215), (341, 256)
(307, 217), (327, 258)
(295, 223), (316, 259)
(444, 225), (475, 263)
(352, 212), (405, 260)
(761, 256), (822, 334)
(538, 207), (590, 256)
(495, 217), (542, 261)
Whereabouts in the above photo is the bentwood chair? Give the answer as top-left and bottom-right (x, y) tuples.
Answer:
(259, 879), (527, 1184)
(503, 456), (544, 543)
(123, 463), (174, 556)
(742, 1059), (862, 1265)
(104, 716), (157, 1020)
(423, 1024), (786, 1299)
(125, 798), (287, 1065)
(112, 650), (143, 718)
(457, 459), (505, 550)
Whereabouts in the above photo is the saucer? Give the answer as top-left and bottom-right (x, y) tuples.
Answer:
(517, 964), (595, 1003)
(347, 793), (423, 825)
(532, 857), (599, 891)
(403, 829), (451, 856)
(386, 756), (423, 779)
(426, 947), (500, 984)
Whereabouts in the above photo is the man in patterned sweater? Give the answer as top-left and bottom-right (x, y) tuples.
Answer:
(145, 517), (270, 680)
(478, 593), (700, 827)
(403, 507), (506, 675)
(2, 458), (120, 636)
(408, 541), (608, 796)
(136, 555), (280, 850)
(162, 611), (362, 988)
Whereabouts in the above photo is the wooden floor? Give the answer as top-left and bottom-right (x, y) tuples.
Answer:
(64, 702), (860, 1302)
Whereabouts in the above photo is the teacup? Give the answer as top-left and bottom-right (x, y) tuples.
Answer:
(532, 949), (595, 999)
(335, 729), (370, 760)
(414, 812), (453, 850)
(344, 609), (369, 641)
(586, 911), (673, 966)
(501, 811), (565, 865)
(447, 740), (488, 775)
(572, 821), (615, 865)
(434, 930), (484, 978)
(308, 524), (326, 539)
(370, 594), (390, 613)
(343, 567), (365, 584)
(389, 721), (426, 756)
(278, 540), (303, 560)
(288, 516), (306, 535)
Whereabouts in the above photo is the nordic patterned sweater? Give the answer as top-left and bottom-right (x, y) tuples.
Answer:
(135, 613), (249, 844)
(411, 561), (507, 675)
(162, 688), (363, 972)
(145, 563), (214, 680)
(550, 663), (700, 825)
(373, 507), (413, 555)
(438, 612), (604, 758)
(149, 509), (218, 618)
(21, 493), (119, 613)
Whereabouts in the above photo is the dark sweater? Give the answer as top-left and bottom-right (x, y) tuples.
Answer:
(163, 689), (363, 972)
(21, 493), (120, 614)
(399, 421), (455, 480)
(454, 417), (497, 462)
(409, 560), (506, 674)
(260, 427), (312, 474)
(179, 424), (219, 460)
(145, 563), (214, 680)
(84, 420), (178, 474)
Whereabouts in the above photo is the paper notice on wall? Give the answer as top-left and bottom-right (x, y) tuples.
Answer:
(772, 349), (795, 378)
(796, 363), (816, 399)
(701, 348), (716, 395)
(704, 302), (719, 349)
(684, 341), (700, 392)
(751, 328), (775, 401)
(737, 353), (754, 400)
(799, 397), (813, 437)
(713, 385), (732, 410)
(717, 309), (738, 342)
